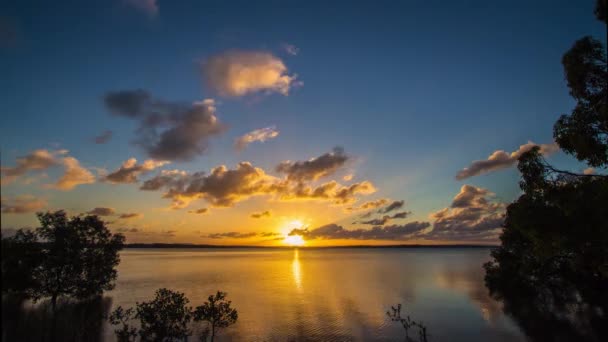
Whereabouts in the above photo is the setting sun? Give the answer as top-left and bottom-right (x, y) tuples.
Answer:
(283, 235), (305, 246)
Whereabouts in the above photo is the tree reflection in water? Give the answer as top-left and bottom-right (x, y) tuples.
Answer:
(2, 295), (112, 341)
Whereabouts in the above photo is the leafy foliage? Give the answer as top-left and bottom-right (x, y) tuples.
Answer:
(136, 288), (193, 341)
(193, 291), (238, 342)
(486, 3), (608, 340)
(1, 210), (125, 312)
(108, 288), (238, 342)
(1, 229), (42, 295)
(108, 306), (138, 342)
(553, 36), (607, 167)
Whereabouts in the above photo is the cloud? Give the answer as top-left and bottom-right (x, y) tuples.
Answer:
(124, 0), (158, 17)
(250, 210), (271, 218)
(234, 126), (279, 151)
(1, 195), (47, 214)
(118, 213), (143, 219)
(105, 157), (169, 184)
(188, 208), (209, 214)
(206, 231), (258, 239)
(141, 149), (375, 209)
(116, 227), (140, 233)
(583, 167), (596, 175)
(356, 211), (411, 225)
(456, 141), (559, 180)
(104, 90), (226, 161)
(202, 50), (298, 97)
(378, 200), (404, 213)
(282, 43), (300, 56)
(94, 130), (113, 144)
(289, 221), (430, 240)
(1, 149), (63, 185)
(346, 198), (390, 212)
(426, 185), (505, 241)
(87, 207), (116, 216)
(276, 147), (349, 182)
(359, 216), (391, 226)
(52, 157), (96, 190)
(205, 231), (281, 239)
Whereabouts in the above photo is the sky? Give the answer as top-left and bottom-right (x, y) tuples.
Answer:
(1, 0), (605, 246)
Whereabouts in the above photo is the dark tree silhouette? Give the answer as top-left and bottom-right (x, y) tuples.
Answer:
(1, 210), (125, 314)
(108, 306), (138, 342)
(109, 288), (237, 342)
(1, 229), (42, 296)
(136, 288), (193, 341)
(193, 291), (238, 342)
(553, 36), (607, 167)
(33, 211), (125, 312)
(485, 3), (608, 340)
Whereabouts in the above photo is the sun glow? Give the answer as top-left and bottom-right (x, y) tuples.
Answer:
(284, 235), (305, 246)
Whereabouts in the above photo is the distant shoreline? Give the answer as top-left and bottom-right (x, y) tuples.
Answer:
(124, 243), (497, 249)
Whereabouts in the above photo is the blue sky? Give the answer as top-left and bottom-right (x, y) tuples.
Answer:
(1, 0), (605, 245)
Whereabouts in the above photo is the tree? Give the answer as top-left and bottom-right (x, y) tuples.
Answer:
(193, 291), (238, 342)
(553, 36), (607, 167)
(485, 2), (608, 339)
(135, 288), (193, 341)
(108, 306), (138, 342)
(1, 211), (125, 313)
(109, 289), (238, 342)
(1, 229), (42, 296)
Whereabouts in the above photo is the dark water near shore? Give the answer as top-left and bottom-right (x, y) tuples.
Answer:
(100, 247), (524, 341)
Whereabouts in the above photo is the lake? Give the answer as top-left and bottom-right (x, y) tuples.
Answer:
(104, 247), (525, 341)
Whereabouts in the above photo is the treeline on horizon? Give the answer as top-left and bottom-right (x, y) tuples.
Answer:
(122, 243), (497, 248)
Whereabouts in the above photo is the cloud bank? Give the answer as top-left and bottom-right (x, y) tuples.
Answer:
(141, 148), (375, 209)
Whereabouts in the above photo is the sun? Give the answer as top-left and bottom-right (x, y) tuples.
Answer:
(284, 235), (305, 246)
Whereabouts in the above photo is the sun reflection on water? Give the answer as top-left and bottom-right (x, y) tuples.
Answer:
(292, 249), (302, 290)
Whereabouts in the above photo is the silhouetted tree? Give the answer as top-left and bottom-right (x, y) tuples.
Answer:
(108, 306), (138, 342)
(193, 291), (238, 342)
(1, 229), (42, 296)
(109, 289), (238, 342)
(136, 288), (193, 341)
(1, 210), (125, 314)
(485, 3), (608, 340)
(386, 304), (428, 342)
(553, 36), (607, 167)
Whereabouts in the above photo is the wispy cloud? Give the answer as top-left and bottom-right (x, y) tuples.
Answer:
(94, 130), (113, 144)
(456, 141), (559, 180)
(1, 149), (64, 185)
(105, 157), (169, 184)
(235, 126), (279, 151)
(282, 43), (300, 56)
(1, 195), (47, 214)
(250, 210), (271, 218)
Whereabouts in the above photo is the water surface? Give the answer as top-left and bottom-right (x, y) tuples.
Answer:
(107, 247), (525, 341)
